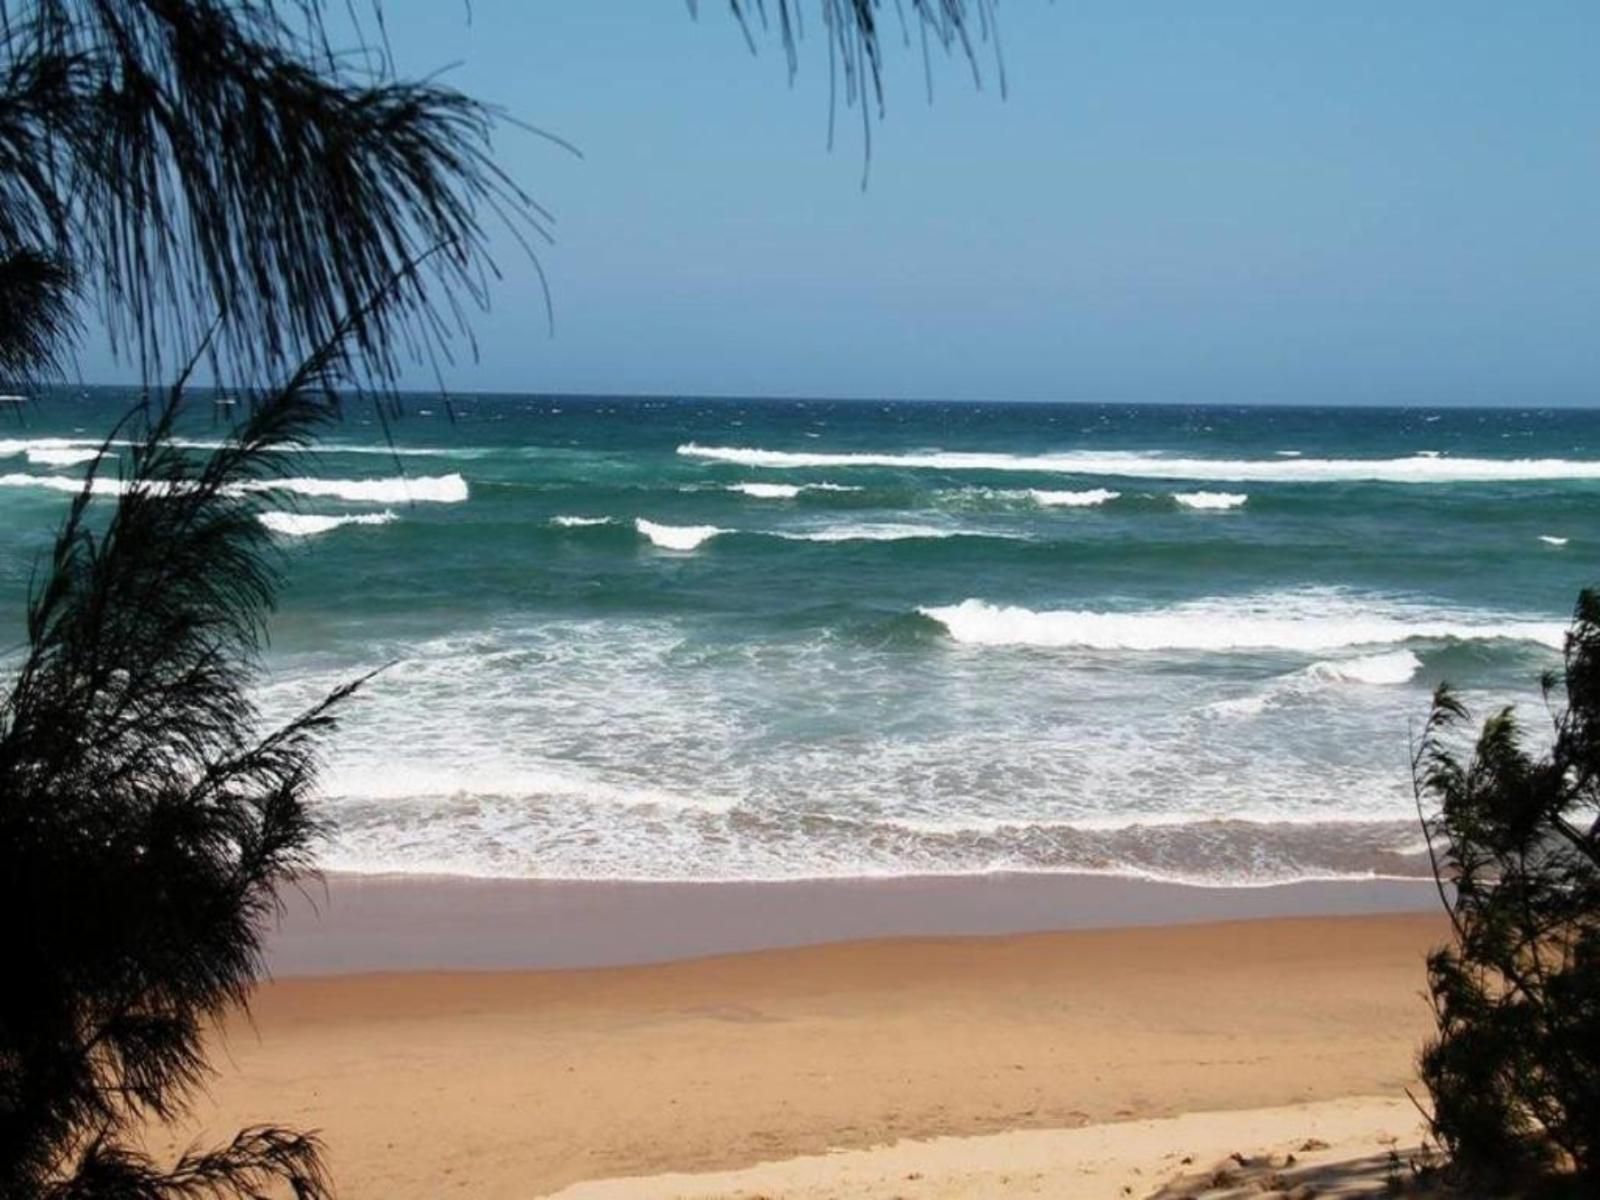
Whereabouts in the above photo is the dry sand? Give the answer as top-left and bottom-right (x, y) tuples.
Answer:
(555, 1096), (1427, 1199)
(160, 911), (1446, 1198)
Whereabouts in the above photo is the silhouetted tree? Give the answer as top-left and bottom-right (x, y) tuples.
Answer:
(1414, 591), (1600, 1190)
(0, 3), (1001, 1195)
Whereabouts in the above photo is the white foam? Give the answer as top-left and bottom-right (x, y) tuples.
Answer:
(728, 482), (801, 499)
(0, 470), (468, 504)
(26, 447), (101, 467)
(256, 473), (468, 504)
(259, 510), (398, 537)
(678, 442), (1600, 484)
(1174, 490), (1248, 510)
(551, 515), (615, 527)
(0, 472), (114, 495)
(1302, 650), (1423, 686)
(1030, 488), (1120, 507)
(779, 523), (1004, 542)
(635, 518), (724, 550)
(919, 592), (1566, 652)
(1540, 535), (1569, 547)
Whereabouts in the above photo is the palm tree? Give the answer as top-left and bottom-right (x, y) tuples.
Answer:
(0, 3), (999, 1195)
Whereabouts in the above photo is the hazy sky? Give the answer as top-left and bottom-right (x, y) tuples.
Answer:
(77, 2), (1600, 405)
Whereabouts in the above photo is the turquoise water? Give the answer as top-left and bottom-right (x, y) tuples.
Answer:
(2, 390), (1595, 883)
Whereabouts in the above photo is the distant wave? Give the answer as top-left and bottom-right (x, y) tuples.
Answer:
(1, 434), (457, 461)
(260, 474), (468, 504)
(918, 592), (1566, 652)
(551, 515), (616, 528)
(679, 442), (1600, 483)
(728, 482), (800, 499)
(777, 523), (998, 543)
(0, 472), (115, 495)
(1540, 535), (1569, 547)
(0, 438), (104, 467)
(635, 518), (724, 550)
(27, 447), (100, 467)
(1030, 488), (1120, 507)
(1174, 491), (1248, 510)
(725, 481), (861, 498)
(259, 510), (398, 537)
(0, 470), (469, 504)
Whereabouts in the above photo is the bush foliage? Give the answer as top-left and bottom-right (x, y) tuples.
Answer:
(1414, 590), (1600, 1188)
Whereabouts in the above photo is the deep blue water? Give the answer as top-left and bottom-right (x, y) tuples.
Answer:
(2, 390), (1595, 882)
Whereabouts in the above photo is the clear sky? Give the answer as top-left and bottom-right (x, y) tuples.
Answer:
(77, 2), (1600, 405)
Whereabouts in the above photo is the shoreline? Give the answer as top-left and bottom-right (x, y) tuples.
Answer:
(265, 869), (1441, 974)
(174, 910), (1448, 1197)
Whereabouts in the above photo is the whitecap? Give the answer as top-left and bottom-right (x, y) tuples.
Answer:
(779, 523), (1011, 542)
(1174, 491), (1248, 510)
(27, 447), (101, 467)
(635, 518), (724, 550)
(257, 473), (468, 504)
(728, 482), (801, 499)
(1540, 535), (1569, 547)
(0, 470), (469, 504)
(918, 592), (1566, 652)
(259, 510), (398, 537)
(1301, 650), (1423, 686)
(1029, 488), (1120, 508)
(551, 515), (615, 528)
(677, 442), (1600, 484)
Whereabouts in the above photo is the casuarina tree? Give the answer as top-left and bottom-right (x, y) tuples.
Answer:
(1414, 590), (1600, 1190)
(0, 3), (1000, 1195)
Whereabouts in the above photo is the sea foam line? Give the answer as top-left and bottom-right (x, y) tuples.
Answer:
(679, 442), (1600, 483)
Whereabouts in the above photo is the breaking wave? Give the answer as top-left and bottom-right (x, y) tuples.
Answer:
(259, 510), (398, 537)
(1174, 491), (1248, 510)
(635, 518), (725, 550)
(679, 442), (1600, 483)
(0, 470), (468, 504)
(1030, 488), (1120, 507)
(918, 592), (1566, 652)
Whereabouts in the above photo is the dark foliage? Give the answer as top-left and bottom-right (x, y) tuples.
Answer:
(0, 5), (1006, 1197)
(0, 247), (74, 378)
(700, 0), (1002, 181)
(1414, 590), (1600, 1189)
(0, 335), (367, 1196)
(0, 0), (549, 387)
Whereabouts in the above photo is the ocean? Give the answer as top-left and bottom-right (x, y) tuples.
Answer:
(2, 391), (1594, 885)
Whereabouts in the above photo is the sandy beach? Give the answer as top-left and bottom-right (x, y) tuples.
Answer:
(152, 877), (1447, 1198)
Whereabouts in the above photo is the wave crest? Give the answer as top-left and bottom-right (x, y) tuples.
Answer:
(259, 510), (398, 537)
(635, 518), (724, 550)
(679, 442), (1600, 483)
(919, 593), (1566, 652)
(1030, 488), (1120, 507)
(1174, 491), (1248, 510)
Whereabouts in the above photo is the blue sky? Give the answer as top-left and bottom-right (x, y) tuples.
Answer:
(79, 2), (1600, 405)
